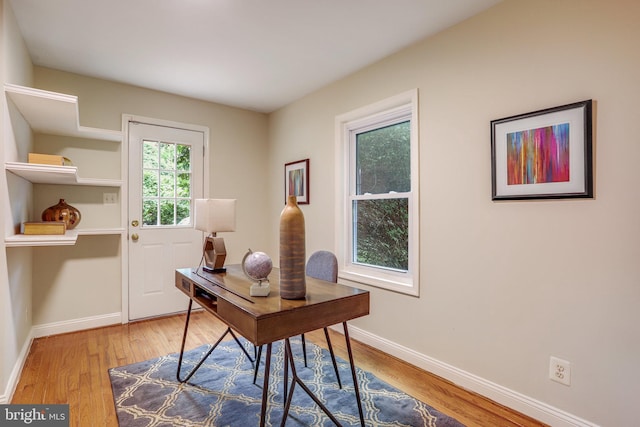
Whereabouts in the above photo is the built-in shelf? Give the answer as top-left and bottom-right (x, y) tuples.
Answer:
(5, 228), (125, 247)
(5, 162), (122, 187)
(5, 230), (78, 247)
(4, 84), (125, 248)
(77, 228), (124, 236)
(4, 84), (122, 142)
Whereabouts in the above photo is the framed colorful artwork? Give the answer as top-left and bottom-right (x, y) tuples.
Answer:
(284, 158), (309, 204)
(491, 100), (593, 200)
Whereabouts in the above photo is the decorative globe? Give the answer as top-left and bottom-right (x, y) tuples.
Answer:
(242, 250), (273, 282)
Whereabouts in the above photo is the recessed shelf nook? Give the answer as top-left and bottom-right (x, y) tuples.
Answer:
(4, 84), (125, 246)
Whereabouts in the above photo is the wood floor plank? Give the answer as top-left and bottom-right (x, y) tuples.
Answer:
(11, 312), (547, 427)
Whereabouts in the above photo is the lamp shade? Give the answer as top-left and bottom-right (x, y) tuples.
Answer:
(194, 199), (236, 233)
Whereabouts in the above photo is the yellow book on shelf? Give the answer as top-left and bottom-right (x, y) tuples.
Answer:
(22, 221), (67, 235)
(28, 153), (73, 166)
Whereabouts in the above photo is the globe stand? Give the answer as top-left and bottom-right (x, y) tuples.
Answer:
(243, 249), (273, 297)
(250, 280), (270, 297)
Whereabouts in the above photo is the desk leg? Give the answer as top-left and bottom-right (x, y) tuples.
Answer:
(177, 326), (228, 383)
(228, 328), (255, 363)
(176, 299), (253, 383)
(343, 322), (365, 427)
(176, 299), (195, 382)
(254, 342), (289, 401)
(253, 345), (263, 384)
(260, 343), (272, 427)
(284, 344), (289, 400)
(281, 338), (343, 427)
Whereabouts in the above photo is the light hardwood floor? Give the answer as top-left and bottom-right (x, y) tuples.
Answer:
(12, 312), (547, 427)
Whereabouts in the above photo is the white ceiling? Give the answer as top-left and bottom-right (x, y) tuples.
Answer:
(10, 0), (500, 113)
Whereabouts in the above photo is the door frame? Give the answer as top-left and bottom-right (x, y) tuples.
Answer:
(120, 114), (210, 324)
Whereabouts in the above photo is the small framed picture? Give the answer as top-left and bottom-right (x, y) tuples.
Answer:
(491, 100), (593, 200)
(284, 158), (309, 204)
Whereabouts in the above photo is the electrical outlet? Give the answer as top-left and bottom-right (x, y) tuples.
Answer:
(549, 356), (571, 386)
(103, 192), (118, 204)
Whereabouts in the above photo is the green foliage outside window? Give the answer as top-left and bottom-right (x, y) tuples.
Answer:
(356, 122), (410, 195)
(142, 141), (192, 226)
(354, 121), (410, 270)
(354, 199), (409, 270)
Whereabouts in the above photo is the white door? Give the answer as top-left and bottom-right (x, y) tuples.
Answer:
(128, 121), (205, 320)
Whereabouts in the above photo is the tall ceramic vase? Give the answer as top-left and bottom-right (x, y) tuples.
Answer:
(279, 195), (306, 299)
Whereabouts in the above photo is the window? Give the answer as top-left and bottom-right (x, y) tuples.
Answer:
(142, 139), (193, 226)
(335, 90), (419, 296)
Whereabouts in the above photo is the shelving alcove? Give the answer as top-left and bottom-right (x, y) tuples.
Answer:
(4, 83), (125, 247)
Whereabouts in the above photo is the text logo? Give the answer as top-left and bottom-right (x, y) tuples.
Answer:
(0, 405), (69, 426)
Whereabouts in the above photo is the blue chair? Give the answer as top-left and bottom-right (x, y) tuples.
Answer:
(299, 251), (342, 387)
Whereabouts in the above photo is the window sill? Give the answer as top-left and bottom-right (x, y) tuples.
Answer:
(338, 268), (419, 297)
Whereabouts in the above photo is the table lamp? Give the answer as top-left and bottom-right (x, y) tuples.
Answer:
(195, 199), (236, 273)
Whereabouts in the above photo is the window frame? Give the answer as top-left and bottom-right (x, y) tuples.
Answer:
(335, 89), (420, 296)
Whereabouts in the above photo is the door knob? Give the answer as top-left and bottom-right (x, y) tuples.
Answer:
(131, 220), (139, 227)
(131, 233), (139, 241)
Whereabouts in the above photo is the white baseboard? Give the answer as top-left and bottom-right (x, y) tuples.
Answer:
(0, 331), (34, 404)
(4, 314), (598, 427)
(342, 324), (600, 427)
(31, 312), (122, 338)
(1, 312), (122, 403)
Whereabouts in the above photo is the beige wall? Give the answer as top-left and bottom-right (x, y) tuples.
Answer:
(30, 67), (270, 325)
(268, 1), (639, 425)
(1, 0), (34, 402)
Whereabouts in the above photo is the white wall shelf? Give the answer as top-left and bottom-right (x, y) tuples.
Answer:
(5, 230), (78, 247)
(4, 84), (122, 141)
(5, 228), (125, 247)
(5, 162), (122, 187)
(77, 228), (125, 236)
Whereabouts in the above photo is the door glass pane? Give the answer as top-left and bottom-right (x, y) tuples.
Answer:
(142, 140), (192, 227)
(143, 170), (158, 197)
(353, 198), (409, 271)
(160, 199), (175, 225)
(159, 171), (175, 197)
(177, 145), (190, 171)
(160, 142), (175, 170)
(177, 173), (191, 198)
(177, 199), (191, 225)
(142, 200), (158, 226)
(143, 141), (159, 168)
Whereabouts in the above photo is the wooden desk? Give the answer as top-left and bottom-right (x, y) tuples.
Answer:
(175, 265), (370, 426)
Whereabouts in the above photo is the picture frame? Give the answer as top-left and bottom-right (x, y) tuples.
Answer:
(491, 100), (593, 200)
(284, 158), (309, 204)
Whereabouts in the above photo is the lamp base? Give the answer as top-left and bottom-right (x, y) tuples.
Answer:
(203, 235), (227, 273)
(202, 266), (227, 274)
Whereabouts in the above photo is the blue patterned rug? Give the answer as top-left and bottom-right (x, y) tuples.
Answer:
(109, 337), (464, 426)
